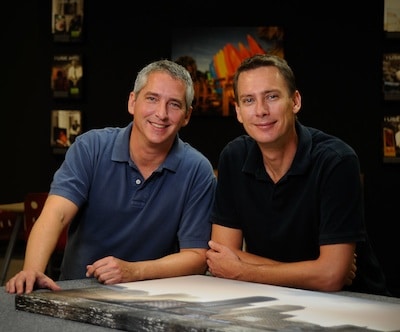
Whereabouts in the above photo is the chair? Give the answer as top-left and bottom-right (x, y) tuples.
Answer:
(0, 210), (18, 241)
(0, 207), (25, 285)
(24, 192), (67, 279)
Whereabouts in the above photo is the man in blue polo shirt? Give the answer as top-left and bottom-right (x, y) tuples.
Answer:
(206, 54), (390, 296)
(7, 59), (216, 294)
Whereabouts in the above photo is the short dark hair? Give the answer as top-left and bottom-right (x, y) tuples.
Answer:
(233, 54), (297, 103)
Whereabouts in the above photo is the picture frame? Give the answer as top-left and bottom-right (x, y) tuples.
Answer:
(382, 114), (400, 163)
(171, 26), (284, 117)
(51, 109), (82, 155)
(52, 0), (84, 42)
(51, 54), (83, 100)
(384, 0), (400, 38)
(383, 53), (400, 101)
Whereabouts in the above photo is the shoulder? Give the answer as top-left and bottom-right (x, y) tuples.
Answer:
(220, 135), (256, 160)
(180, 140), (214, 170)
(77, 126), (122, 141)
(223, 135), (255, 152)
(302, 125), (358, 160)
(172, 140), (216, 187)
(66, 125), (130, 161)
(73, 125), (129, 149)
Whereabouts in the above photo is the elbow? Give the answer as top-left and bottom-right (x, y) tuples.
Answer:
(316, 272), (348, 292)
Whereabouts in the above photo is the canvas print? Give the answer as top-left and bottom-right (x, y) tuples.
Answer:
(51, 110), (82, 154)
(15, 275), (400, 331)
(383, 114), (400, 162)
(52, 0), (84, 42)
(172, 26), (284, 116)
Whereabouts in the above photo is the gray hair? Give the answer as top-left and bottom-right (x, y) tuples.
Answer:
(133, 59), (194, 113)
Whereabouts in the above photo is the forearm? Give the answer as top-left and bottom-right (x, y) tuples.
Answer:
(208, 243), (355, 292)
(235, 249), (279, 265)
(129, 249), (208, 282)
(235, 259), (347, 292)
(23, 220), (62, 272)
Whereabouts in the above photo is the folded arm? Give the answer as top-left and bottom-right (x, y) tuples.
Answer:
(206, 224), (356, 292)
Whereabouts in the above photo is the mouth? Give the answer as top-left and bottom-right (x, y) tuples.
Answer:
(256, 121), (275, 129)
(150, 121), (169, 129)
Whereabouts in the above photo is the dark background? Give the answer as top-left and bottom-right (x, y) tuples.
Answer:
(1, 1), (399, 296)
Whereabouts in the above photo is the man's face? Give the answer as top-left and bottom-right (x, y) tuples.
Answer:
(235, 66), (300, 148)
(128, 71), (192, 146)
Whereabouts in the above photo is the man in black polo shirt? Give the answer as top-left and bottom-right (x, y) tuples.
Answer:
(206, 54), (390, 296)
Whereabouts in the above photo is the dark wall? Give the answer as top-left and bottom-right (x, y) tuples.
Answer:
(1, 1), (399, 296)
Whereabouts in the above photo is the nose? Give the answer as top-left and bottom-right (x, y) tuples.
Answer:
(155, 102), (168, 119)
(255, 99), (269, 116)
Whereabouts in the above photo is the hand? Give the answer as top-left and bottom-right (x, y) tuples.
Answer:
(206, 240), (242, 279)
(86, 256), (129, 285)
(5, 270), (61, 294)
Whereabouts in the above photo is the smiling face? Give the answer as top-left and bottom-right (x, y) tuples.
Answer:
(128, 71), (192, 149)
(235, 66), (301, 149)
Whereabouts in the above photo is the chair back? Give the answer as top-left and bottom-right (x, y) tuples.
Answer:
(0, 210), (18, 241)
(24, 192), (67, 251)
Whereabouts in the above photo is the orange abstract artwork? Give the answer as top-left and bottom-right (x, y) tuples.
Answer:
(172, 26), (284, 116)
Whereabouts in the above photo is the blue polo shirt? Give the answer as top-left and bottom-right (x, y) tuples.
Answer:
(212, 120), (389, 295)
(50, 122), (216, 280)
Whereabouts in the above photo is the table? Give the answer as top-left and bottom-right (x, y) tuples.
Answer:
(2, 276), (400, 331)
(0, 202), (24, 286)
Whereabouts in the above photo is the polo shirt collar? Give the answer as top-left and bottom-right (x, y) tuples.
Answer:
(111, 121), (182, 173)
(243, 120), (312, 178)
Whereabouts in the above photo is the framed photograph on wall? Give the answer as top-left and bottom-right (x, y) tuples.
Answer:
(383, 52), (400, 101)
(52, 0), (84, 42)
(383, 114), (400, 163)
(51, 109), (82, 154)
(171, 26), (284, 117)
(384, 0), (400, 38)
(51, 54), (83, 99)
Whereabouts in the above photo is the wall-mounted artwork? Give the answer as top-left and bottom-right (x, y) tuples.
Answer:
(51, 54), (83, 99)
(51, 109), (82, 155)
(383, 52), (400, 100)
(52, 0), (84, 42)
(171, 26), (284, 116)
(383, 114), (400, 163)
(384, 0), (400, 36)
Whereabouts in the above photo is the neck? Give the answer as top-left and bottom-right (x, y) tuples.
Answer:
(129, 129), (172, 180)
(260, 132), (298, 183)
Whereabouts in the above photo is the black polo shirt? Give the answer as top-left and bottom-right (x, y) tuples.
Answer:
(211, 121), (389, 296)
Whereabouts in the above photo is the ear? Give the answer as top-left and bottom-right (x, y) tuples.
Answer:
(127, 92), (136, 116)
(235, 103), (244, 124)
(292, 90), (301, 114)
(181, 106), (193, 127)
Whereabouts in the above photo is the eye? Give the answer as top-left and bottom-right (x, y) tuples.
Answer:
(167, 100), (184, 111)
(266, 93), (278, 101)
(241, 96), (254, 106)
(146, 95), (157, 102)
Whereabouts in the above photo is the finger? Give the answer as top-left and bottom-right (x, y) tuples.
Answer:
(86, 264), (94, 277)
(5, 278), (16, 294)
(24, 277), (36, 294)
(40, 277), (61, 291)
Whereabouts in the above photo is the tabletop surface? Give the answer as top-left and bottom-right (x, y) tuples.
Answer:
(0, 202), (24, 213)
(2, 276), (400, 332)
